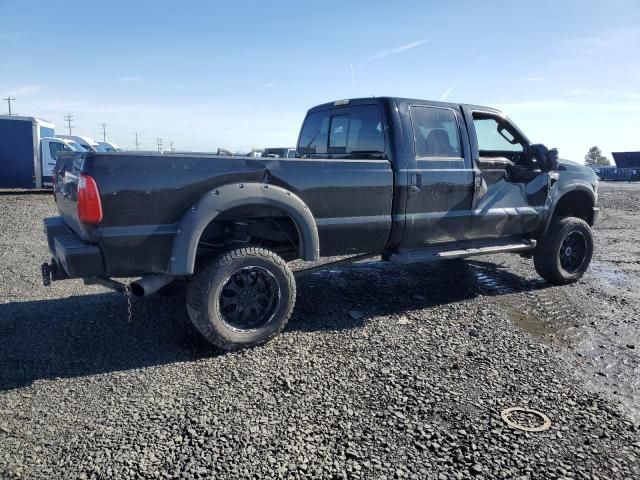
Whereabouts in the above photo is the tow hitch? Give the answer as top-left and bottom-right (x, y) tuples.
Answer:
(41, 261), (68, 286)
(41, 262), (52, 286)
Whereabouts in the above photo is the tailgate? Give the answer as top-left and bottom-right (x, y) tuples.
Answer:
(53, 151), (86, 238)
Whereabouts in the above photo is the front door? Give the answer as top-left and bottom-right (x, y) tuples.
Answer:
(464, 109), (548, 239)
(400, 104), (475, 248)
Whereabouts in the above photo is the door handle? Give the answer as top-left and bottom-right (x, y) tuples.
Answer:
(410, 172), (422, 193)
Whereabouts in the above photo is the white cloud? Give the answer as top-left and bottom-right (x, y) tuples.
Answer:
(567, 89), (640, 100)
(265, 82), (276, 88)
(440, 78), (462, 101)
(496, 98), (640, 113)
(118, 76), (142, 82)
(523, 76), (545, 82)
(359, 38), (428, 66)
(1, 84), (41, 96)
(573, 28), (640, 50)
(20, 98), (303, 152)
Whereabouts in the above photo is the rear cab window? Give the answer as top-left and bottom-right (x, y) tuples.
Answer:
(298, 104), (385, 157)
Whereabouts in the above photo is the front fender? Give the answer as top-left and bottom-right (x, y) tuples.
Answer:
(543, 179), (596, 235)
(168, 183), (320, 275)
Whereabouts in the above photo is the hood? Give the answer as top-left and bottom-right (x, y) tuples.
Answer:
(558, 158), (589, 173)
(557, 158), (598, 184)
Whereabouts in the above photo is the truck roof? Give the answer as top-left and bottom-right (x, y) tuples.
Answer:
(0, 114), (54, 127)
(307, 97), (503, 116)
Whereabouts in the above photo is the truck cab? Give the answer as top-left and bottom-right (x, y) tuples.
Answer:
(40, 137), (80, 180)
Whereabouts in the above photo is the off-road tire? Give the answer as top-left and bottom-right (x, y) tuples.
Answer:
(534, 217), (594, 285)
(186, 246), (296, 350)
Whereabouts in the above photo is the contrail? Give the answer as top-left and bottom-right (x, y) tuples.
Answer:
(440, 78), (463, 101)
(359, 39), (428, 67)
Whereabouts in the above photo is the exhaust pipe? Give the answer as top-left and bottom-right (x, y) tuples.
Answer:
(130, 274), (175, 297)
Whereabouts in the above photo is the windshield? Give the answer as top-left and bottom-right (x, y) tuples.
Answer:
(66, 141), (86, 152)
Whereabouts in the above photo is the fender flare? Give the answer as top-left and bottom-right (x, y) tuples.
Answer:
(542, 182), (595, 235)
(168, 183), (320, 275)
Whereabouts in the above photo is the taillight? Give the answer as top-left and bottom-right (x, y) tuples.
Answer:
(77, 173), (103, 224)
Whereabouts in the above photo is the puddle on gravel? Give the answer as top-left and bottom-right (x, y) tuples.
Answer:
(589, 262), (633, 288)
(507, 307), (560, 342)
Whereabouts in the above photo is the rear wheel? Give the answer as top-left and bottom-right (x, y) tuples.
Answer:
(186, 246), (296, 350)
(534, 217), (593, 285)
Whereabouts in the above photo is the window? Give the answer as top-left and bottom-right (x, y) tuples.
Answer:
(328, 105), (385, 153)
(411, 107), (462, 158)
(298, 105), (385, 155)
(473, 115), (523, 153)
(287, 150), (297, 158)
(49, 142), (63, 158)
(298, 110), (330, 154)
(329, 116), (349, 148)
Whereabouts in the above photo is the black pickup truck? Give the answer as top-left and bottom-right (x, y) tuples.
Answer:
(44, 97), (599, 350)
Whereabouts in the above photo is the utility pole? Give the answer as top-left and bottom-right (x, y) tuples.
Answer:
(156, 138), (163, 153)
(64, 114), (74, 135)
(101, 123), (107, 142)
(134, 133), (140, 151)
(169, 141), (175, 152)
(3, 96), (15, 116)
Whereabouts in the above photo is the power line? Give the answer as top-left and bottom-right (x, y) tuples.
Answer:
(101, 123), (107, 142)
(3, 96), (15, 116)
(64, 114), (74, 135)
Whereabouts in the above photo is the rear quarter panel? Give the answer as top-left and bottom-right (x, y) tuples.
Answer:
(80, 152), (394, 274)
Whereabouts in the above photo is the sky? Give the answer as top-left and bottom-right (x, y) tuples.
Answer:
(0, 0), (639, 161)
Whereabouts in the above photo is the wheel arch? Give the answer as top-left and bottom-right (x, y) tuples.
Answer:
(168, 183), (320, 275)
(543, 185), (595, 235)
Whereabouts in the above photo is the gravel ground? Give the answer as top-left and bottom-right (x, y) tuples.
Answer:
(1, 185), (639, 479)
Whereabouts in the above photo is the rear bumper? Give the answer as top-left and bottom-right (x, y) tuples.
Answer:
(43, 217), (105, 278)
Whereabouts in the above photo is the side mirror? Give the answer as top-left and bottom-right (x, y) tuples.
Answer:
(530, 144), (559, 172)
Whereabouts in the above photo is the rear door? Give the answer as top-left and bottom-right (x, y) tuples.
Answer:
(398, 103), (475, 248)
(464, 108), (549, 239)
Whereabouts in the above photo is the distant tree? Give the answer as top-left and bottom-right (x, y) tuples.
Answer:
(584, 146), (611, 166)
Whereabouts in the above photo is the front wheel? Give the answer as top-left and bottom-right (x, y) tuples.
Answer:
(186, 246), (296, 350)
(533, 217), (594, 285)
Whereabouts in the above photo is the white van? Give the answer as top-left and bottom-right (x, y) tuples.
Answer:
(40, 137), (84, 180)
(56, 135), (100, 152)
(97, 141), (120, 152)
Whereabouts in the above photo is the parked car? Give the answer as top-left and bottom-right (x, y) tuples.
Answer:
(97, 141), (120, 152)
(56, 135), (99, 152)
(43, 97), (599, 350)
(262, 147), (297, 158)
(0, 115), (74, 188)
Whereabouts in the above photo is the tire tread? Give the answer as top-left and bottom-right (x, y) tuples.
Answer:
(186, 246), (296, 350)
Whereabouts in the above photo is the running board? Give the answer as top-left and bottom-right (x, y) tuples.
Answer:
(384, 239), (537, 264)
